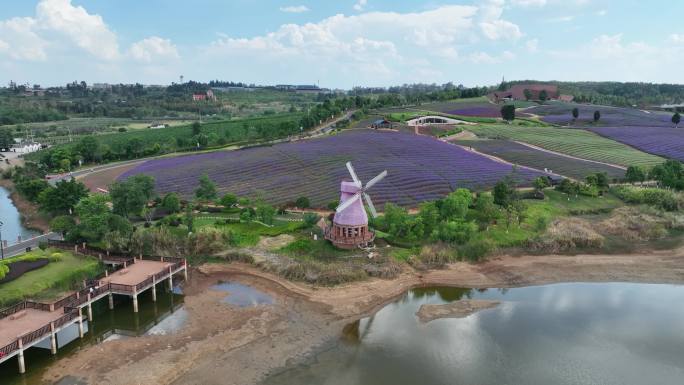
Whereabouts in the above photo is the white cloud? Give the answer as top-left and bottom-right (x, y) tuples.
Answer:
(36, 0), (119, 60)
(596, 9), (607, 16)
(353, 0), (368, 12)
(511, 0), (547, 6)
(526, 38), (539, 52)
(0, 17), (48, 60)
(669, 34), (684, 44)
(280, 5), (310, 13)
(129, 36), (179, 63)
(469, 50), (515, 64)
(547, 15), (574, 23)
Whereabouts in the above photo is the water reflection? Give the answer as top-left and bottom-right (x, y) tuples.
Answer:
(263, 283), (684, 385)
(211, 281), (274, 307)
(0, 186), (38, 245)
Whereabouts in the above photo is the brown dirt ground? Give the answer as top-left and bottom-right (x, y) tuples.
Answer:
(44, 248), (684, 385)
(78, 163), (140, 192)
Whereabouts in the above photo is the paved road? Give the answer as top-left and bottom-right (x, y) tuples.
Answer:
(0, 232), (61, 259)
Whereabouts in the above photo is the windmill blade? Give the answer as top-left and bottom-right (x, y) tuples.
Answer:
(364, 170), (387, 190)
(363, 192), (378, 218)
(336, 193), (361, 213)
(346, 162), (362, 188)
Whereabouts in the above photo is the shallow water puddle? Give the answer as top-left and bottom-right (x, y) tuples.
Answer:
(211, 282), (274, 307)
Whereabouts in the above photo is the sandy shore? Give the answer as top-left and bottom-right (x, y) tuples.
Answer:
(44, 248), (684, 385)
(416, 300), (501, 323)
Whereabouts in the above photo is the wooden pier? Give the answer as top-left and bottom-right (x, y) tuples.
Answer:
(0, 243), (187, 374)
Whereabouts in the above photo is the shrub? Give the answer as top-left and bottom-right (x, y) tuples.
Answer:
(418, 244), (456, 267)
(612, 186), (681, 211)
(38, 241), (48, 251)
(295, 196), (310, 208)
(303, 212), (321, 227)
(0, 264), (9, 280)
(458, 239), (494, 262)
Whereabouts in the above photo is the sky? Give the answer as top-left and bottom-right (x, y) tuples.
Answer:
(1, 0), (683, 89)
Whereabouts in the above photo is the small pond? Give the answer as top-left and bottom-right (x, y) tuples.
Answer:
(262, 283), (684, 385)
(212, 281), (274, 308)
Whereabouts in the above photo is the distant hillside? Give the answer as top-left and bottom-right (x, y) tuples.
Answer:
(502, 80), (684, 108)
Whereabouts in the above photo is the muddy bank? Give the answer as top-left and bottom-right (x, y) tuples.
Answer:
(0, 179), (49, 233)
(416, 300), (500, 323)
(44, 249), (684, 385)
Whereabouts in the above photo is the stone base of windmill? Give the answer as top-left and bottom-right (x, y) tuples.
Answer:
(325, 223), (376, 249)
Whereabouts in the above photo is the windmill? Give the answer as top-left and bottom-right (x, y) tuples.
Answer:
(325, 162), (387, 249)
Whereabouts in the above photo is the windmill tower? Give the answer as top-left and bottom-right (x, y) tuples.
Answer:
(325, 162), (387, 249)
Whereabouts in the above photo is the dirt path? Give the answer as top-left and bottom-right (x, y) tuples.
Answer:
(44, 248), (684, 385)
(452, 143), (562, 179)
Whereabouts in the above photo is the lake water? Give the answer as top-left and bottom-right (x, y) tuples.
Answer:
(211, 281), (275, 307)
(0, 285), (185, 385)
(262, 283), (684, 385)
(0, 186), (38, 246)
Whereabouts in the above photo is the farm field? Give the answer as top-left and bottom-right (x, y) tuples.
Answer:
(526, 101), (674, 127)
(467, 124), (664, 168)
(120, 130), (546, 208)
(589, 126), (684, 162)
(452, 139), (626, 180)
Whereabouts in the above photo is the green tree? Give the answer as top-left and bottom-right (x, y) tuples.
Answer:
(572, 107), (579, 120)
(625, 166), (646, 184)
(110, 175), (155, 218)
(493, 179), (516, 207)
(303, 212), (320, 227)
(673, 112), (681, 128)
(75, 194), (111, 241)
(523, 89), (532, 101)
(538, 90), (548, 102)
(50, 215), (76, 237)
(75, 136), (100, 163)
(533, 176), (550, 192)
(473, 193), (498, 231)
(439, 189), (472, 220)
(191, 121), (201, 136)
(161, 192), (181, 213)
(295, 196), (310, 208)
(38, 179), (89, 215)
(593, 110), (601, 122)
(185, 201), (195, 233)
(195, 173), (217, 200)
(256, 203), (276, 225)
(327, 200), (340, 210)
(219, 193), (238, 208)
(16, 178), (49, 202)
(0, 128), (14, 150)
(418, 201), (440, 236)
(500, 104), (515, 123)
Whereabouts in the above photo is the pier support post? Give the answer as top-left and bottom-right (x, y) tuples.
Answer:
(78, 308), (84, 338)
(183, 260), (188, 281)
(132, 293), (139, 313)
(17, 338), (25, 374)
(87, 294), (93, 320)
(168, 267), (173, 291)
(151, 276), (157, 302)
(50, 322), (57, 355)
(108, 293), (114, 310)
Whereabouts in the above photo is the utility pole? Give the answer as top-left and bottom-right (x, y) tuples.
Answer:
(0, 221), (4, 260)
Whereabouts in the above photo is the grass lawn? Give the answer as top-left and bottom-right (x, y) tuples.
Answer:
(467, 123), (663, 168)
(195, 216), (305, 247)
(279, 237), (353, 261)
(0, 249), (102, 306)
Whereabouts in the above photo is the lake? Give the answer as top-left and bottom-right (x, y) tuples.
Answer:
(0, 186), (38, 247)
(262, 283), (684, 385)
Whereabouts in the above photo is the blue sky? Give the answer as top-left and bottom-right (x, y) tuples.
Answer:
(1, 0), (683, 88)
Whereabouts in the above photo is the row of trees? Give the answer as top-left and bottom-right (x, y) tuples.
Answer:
(626, 160), (684, 190)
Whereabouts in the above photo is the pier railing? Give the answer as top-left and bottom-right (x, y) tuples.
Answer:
(1, 244), (187, 360)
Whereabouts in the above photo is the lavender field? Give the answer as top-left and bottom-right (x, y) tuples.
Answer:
(453, 139), (626, 180)
(120, 130), (546, 207)
(589, 126), (684, 162)
(529, 102), (674, 127)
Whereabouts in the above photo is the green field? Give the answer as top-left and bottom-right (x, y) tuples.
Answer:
(0, 250), (101, 306)
(195, 215), (304, 247)
(467, 124), (664, 168)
